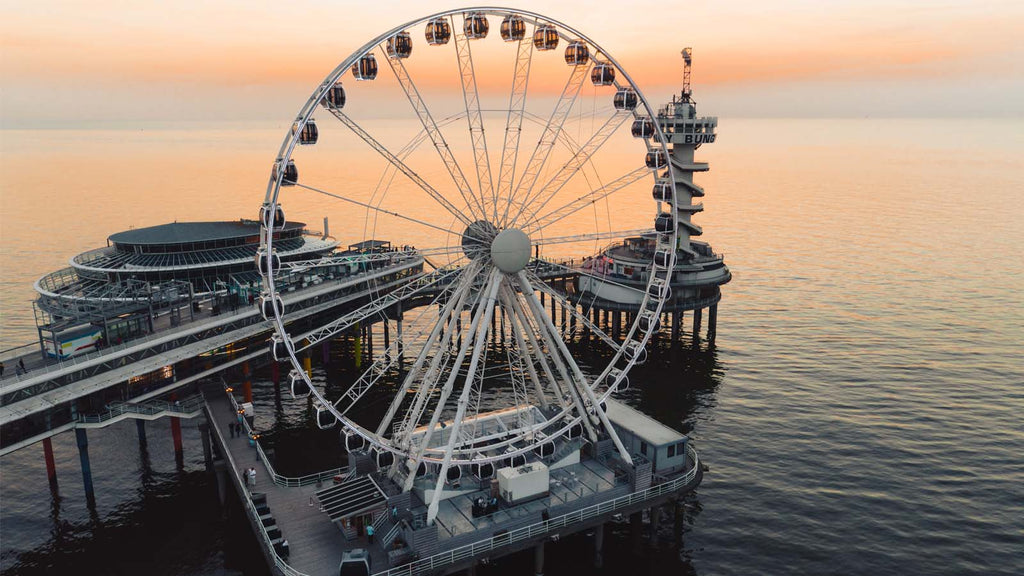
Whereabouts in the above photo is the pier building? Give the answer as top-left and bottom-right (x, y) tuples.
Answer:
(573, 47), (730, 342)
(32, 219), (336, 359)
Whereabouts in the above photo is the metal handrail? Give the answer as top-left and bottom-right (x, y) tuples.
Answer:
(381, 520), (404, 548)
(374, 445), (700, 576)
(77, 396), (205, 424)
(224, 387), (348, 488)
(218, 418), (312, 576)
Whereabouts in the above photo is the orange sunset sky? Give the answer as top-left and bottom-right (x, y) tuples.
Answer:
(2, 0), (1022, 127)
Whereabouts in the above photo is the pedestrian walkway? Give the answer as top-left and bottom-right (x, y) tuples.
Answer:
(205, 389), (391, 574)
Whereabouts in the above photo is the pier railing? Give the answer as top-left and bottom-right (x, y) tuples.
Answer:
(214, 377), (700, 576)
(0, 256), (421, 389)
(224, 387), (348, 488)
(374, 445), (701, 576)
(77, 395), (205, 425)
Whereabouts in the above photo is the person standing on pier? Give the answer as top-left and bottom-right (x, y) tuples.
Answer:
(366, 523), (374, 546)
(18, 358), (27, 374)
(0, 361), (5, 377)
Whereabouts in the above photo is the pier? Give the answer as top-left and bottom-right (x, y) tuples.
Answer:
(203, 383), (702, 576)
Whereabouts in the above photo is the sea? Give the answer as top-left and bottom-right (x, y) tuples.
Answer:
(1, 118), (1022, 575)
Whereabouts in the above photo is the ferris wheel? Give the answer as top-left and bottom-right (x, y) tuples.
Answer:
(258, 8), (680, 522)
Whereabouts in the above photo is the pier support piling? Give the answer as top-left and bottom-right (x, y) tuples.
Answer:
(171, 416), (184, 467)
(214, 459), (227, 507)
(396, 303), (404, 367)
(631, 511), (643, 553)
(200, 422), (214, 472)
(692, 307), (703, 338)
(366, 322), (373, 360)
(242, 360), (253, 404)
(674, 501), (685, 543)
(534, 541), (545, 576)
(136, 418), (147, 448)
(75, 428), (95, 506)
(650, 506), (661, 545)
(593, 522), (605, 568)
(354, 322), (362, 369)
(43, 437), (58, 493)
(708, 303), (718, 342)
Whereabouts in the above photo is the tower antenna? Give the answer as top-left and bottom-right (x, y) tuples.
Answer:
(681, 47), (693, 103)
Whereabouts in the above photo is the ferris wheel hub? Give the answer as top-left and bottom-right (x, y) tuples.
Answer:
(491, 228), (532, 274)
(461, 220), (499, 261)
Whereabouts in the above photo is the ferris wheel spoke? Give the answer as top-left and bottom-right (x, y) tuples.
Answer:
(402, 268), (501, 493)
(510, 276), (600, 443)
(453, 18), (496, 221)
(534, 228), (655, 247)
(291, 263), (468, 354)
(382, 48), (488, 222)
(509, 110), (631, 228)
(497, 35), (535, 225)
(278, 244), (466, 273)
(526, 271), (620, 351)
(391, 265), (488, 445)
(324, 267), (467, 420)
(515, 271), (634, 465)
(294, 182), (465, 240)
(527, 166), (650, 234)
(500, 62), (591, 228)
(426, 269), (502, 523)
(375, 260), (482, 437)
(323, 108), (475, 227)
(498, 286), (553, 411)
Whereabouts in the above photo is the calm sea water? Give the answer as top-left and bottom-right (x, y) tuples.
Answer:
(1, 118), (1022, 575)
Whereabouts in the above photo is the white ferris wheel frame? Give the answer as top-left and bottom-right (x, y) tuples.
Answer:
(258, 6), (681, 467)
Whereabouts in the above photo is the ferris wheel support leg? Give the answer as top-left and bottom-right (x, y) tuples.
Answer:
(504, 288), (569, 409)
(402, 270), (500, 493)
(510, 282), (599, 443)
(376, 265), (477, 438)
(426, 272), (503, 525)
(498, 288), (549, 412)
(395, 269), (481, 441)
(517, 271), (634, 466)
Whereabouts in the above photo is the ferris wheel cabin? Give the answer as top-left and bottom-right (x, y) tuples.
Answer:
(499, 14), (525, 41)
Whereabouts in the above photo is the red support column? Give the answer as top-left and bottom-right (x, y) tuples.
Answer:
(171, 417), (183, 456)
(243, 360), (253, 404)
(43, 437), (58, 492)
(271, 360), (281, 384)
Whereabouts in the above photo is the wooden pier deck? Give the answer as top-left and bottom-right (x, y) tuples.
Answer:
(205, 383), (702, 576)
(205, 389), (389, 575)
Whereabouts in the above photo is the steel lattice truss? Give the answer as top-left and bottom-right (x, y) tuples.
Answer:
(258, 7), (683, 526)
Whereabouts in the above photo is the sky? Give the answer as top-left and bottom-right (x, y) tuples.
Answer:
(1, 0), (1022, 127)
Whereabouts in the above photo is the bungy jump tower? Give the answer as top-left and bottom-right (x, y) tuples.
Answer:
(579, 47), (730, 342)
